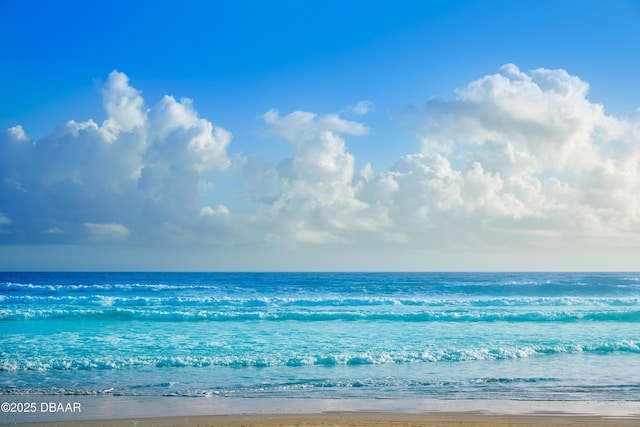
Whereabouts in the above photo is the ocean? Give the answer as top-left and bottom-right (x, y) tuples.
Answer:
(1, 272), (639, 412)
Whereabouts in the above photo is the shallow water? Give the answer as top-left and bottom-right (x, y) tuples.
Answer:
(1, 272), (639, 401)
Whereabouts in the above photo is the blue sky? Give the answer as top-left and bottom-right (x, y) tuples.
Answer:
(1, 0), (640, 271)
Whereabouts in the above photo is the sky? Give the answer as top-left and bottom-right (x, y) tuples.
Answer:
(1, 0), (640, 271)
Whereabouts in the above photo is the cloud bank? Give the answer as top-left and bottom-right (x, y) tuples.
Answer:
(389, 64), (639, 247)
(2, 65), (640, 261)
(0, 71), (231, 244)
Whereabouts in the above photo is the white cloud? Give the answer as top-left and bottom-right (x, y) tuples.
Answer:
(7, 125), (28, 141)
(263, 109), (369, 140)
(386, 64), (640, 248)
(0, 71), (231, 245)
(257, 109), (388, 245)
(148, 95), (231, 172)
(3, 65), (640, 267)
(200, 205), (229, 217)
(348, 100), (375, 115)
(418, 64), (627, 173)
(101, 70), (146, 135)
(85, 222), (129, 241)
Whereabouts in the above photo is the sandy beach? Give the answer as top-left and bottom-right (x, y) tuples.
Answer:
(3, 397), (640, 426)
(7, 412), (640, 427)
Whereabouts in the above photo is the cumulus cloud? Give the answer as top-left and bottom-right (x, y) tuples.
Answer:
(385, 64), (640, 247)
(256, 109), (389, 244)
(0, 70), (231, 244)
(3, 64), (640, 260)
(101, 71), (146, 135)
(250, 59), (640, 250)
(430, 64), (622, 173)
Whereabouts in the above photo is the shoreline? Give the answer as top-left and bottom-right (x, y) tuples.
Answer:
(2, 397), (640, 425)
(6, 412), (640, 427)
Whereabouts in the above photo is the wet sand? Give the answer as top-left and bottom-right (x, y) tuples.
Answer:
(7, 412), (640, 427)
(3, 398), (640, 426)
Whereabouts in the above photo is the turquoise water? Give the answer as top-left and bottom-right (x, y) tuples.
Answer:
(1, 272), (639, 400)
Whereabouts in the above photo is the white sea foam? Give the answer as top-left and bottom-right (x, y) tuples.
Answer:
(2, 272), (640, 402)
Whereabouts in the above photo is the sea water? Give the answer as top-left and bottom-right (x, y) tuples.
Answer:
(1, 272), (639, 403)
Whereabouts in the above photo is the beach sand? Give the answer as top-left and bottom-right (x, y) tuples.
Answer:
(7, 412), (640, 427)
(4, 398), (640, 427)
